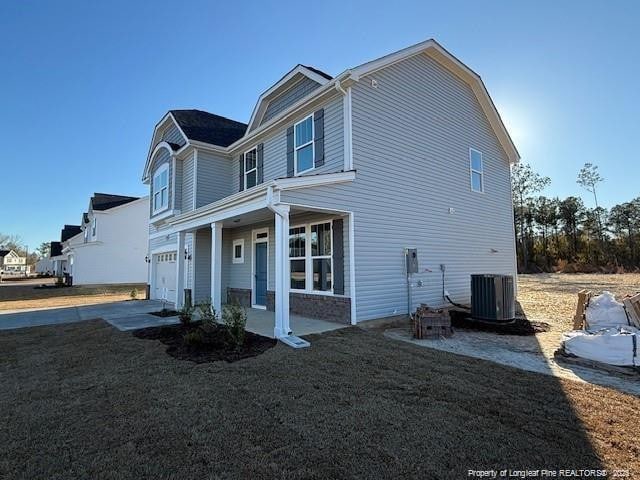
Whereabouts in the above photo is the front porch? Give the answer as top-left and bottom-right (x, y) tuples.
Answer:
(163, 177), (356, 339)
(242, 306), (347, 338)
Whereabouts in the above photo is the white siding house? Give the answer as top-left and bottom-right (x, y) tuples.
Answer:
(63, 195), (149, 285)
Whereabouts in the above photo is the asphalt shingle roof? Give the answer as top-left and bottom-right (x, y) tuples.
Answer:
(170, 110), (247, 147)
(61, 225), (82, 242)
(90, 193), (139, 212)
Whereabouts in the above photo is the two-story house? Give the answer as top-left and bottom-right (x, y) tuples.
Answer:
(142, 39), (519, 339)
(0, 249), (27, 274)
(62, 193), (149, 285)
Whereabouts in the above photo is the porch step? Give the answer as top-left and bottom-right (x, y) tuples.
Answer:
(279, 335), (310, 349)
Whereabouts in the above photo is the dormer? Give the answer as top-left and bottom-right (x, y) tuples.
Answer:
(246, 64), (331, 133)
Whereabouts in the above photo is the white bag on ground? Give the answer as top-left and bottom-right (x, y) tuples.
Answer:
(585, 291), (629, 330)
(563, 327), (638, 367)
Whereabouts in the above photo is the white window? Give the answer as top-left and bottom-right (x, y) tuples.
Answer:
(91, 218), (97, 237)
(289, 220), (333, 293)
(294, 115), (314, 174)
(152, 164), (169, 213)
(470, 148), (484, 193)
(232, 239), (244, 264)
(289, 226), (306, 290)
(84, 228), (88, 243)
(244, 148), (257, 189)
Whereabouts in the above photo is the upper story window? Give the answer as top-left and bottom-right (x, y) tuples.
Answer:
(91, 218), (97, 238)
(153, 164), (169, 213)
(84, 228), (88, 243)
(294, 115), (314, 174)
(245, 148), (257, 189)
(470, 148), (484, 193)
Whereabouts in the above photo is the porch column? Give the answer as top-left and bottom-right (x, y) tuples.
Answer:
(210, 222), (223, 314)
(274, 205), (290, 338)
(176, 231), (186, 309)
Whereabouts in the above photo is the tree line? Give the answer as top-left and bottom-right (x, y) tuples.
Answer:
(512, 162), (639, 273)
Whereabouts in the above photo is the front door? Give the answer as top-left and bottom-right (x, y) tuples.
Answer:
(254, 242), (268, 307)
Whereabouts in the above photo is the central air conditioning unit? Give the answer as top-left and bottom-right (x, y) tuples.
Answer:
(470, 274), (515, 323)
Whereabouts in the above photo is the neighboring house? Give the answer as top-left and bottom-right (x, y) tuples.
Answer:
(141, 39), (519, 338)
(49, 226), (81, 276)
(35, 256), (54, 274)
(61, 193), (149, 285)
(0, 249), (27, 274)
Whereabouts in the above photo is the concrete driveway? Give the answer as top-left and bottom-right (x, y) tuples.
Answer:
(0, 300), (179, 331)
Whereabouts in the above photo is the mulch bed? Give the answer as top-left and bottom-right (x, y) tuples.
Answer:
(450, 310), (550, 335)
(149, 309), (179, 317)
(133, 321), (277, 363)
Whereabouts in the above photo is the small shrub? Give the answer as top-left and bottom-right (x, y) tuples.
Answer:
(183, 329), (204, 346)
(222, 301), (247, 348)
(179, 301), (195, 325)
(55, 276), (64, 287)
(197, 298), (218, 332)
(129, 289), (138, 300)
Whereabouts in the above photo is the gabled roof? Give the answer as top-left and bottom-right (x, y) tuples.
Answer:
(0, 249), (10, 258)
(61, 225), (82, 242)
(143, 38), (518, 183)
(346, 39), (520, 163)
(50, 242), (62, 257)
(245, 64), (331, 132)
(170, 110), (246, 147)
(90, 193), (139, 212)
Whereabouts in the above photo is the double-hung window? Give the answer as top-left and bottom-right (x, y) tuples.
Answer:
(244, 148), (257, 189)
(153, 165), (169, 213)
(289, 226), (306, 290)
(294, 115), (314, 174)
(470, 148), (484, 193)
(91, 218), (97, 238)
(289, 221), (333, 293)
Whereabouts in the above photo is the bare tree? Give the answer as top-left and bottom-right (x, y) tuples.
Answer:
(511, 163), (551, 271)
(577, 163), (605, 245)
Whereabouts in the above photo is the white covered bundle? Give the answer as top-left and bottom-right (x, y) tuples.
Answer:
(584, 291), (629, 330)
(563, 327), (638, 367)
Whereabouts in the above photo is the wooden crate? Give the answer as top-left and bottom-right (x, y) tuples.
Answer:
(573, 289), (592, 330)
(413, 305), (453, 339)
(622, 293), (640, 328)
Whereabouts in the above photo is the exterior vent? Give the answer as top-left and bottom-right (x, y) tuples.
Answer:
(470, 274), (515, 322)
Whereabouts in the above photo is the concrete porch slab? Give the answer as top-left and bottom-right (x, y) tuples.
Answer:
(242, 307), (347, 338)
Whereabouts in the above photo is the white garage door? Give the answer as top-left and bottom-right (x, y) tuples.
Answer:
(153, 252), (177, 304)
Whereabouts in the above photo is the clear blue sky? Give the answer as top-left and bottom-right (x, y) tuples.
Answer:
(1, 0), (638, 250)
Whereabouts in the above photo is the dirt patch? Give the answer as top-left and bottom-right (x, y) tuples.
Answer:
(517, 273), (640, 331)
(0, 293), (144, 311)
(133, 321), (277, 363)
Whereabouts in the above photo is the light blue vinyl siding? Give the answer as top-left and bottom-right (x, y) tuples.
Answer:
(261, 76), (321, 125)
(182, 152), (195, 213)
(221, 212), (349, 298)
(149, 148), (172, 218)
(149, 228), (177, 252)
(281, 52), (516, 321)
(193, 228), (211, 303)
(162, 122), (185, 146)
(196, 150), (234, 207)
(232, 95), (344, 192)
